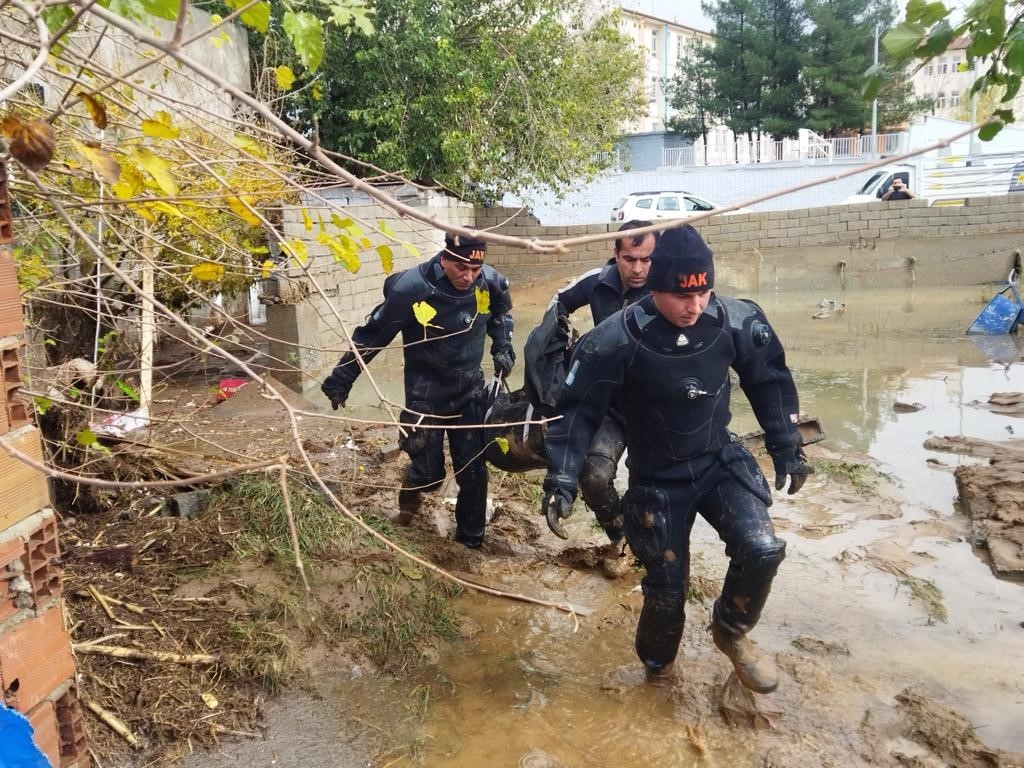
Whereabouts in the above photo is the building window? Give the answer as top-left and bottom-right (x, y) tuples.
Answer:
(925, 64), (934, 76)
(651, 30), (657, 55)
(936, 92), (947, 108)
(951, 91), (960, 107)
(938, 58), (948, 74)
(649, 76), (658, 101)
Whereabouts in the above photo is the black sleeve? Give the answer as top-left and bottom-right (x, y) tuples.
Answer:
(731, 301), (802, 457)
(555, 272), (598, 317)
(485, 268), (514, 356)
(543, 326), (627, 498)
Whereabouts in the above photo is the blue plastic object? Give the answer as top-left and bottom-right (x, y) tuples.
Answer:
(0, 704), (50, 768)
(967, 271), (1024, 335)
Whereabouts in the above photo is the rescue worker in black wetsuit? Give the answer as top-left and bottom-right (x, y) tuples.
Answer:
(549, 220), (657, 578)
(321, 232), (515, 549)
(542, 225), (812, 692)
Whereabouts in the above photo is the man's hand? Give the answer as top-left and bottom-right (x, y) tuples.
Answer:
(771, 447), (814, 495)
(493, 349), (515, 378)
(321, 383), (348, 411)
(541, 487), (574, 539)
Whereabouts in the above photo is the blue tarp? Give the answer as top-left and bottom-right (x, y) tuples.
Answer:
(0, 704), (50, 768)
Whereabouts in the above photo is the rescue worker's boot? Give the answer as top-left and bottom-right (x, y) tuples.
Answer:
(710, 620), (778, 694)
(396, 489), (421, 526)
(601, 538), (632, 579)
(643, 661), (674, 684)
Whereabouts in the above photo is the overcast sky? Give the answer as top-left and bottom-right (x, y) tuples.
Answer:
(620, 0), (715, 32)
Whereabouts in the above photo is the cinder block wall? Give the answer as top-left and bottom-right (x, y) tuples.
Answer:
(480, 198), (1024, 294)
(0, 160), (88, 768)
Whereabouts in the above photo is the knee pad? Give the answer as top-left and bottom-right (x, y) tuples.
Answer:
(636, 587), (687, 670)
(399, 401), (434, 457)
(622, 485), (670, 566)
(735, 534), (787, 576)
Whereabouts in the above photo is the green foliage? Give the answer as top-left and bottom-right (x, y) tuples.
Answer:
(880, 0), (1024, 137)
(667, 40), (720, 153)
(257, 0), (644, 200)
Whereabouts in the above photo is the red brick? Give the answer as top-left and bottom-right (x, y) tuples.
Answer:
(0, 249), (23, 338)
(0, 342), (29, 431)
(0, 536), (23, 623)
(0, 510), (60, 619)
(27, 698), (61, 767)
(0, 606), (76, 713)
(23, 515), (61, 607)
(54, 685), (88, 766)
(0, 425), (51, 531)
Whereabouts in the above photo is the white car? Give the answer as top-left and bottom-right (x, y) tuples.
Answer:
(611, 191), (749, 221)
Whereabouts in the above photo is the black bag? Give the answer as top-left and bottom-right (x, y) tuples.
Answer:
(484, 386), (548, 472)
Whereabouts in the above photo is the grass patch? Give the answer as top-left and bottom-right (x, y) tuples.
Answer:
(355, 569), (462, 674)
(899, 575), (948, 624)
(212, 476), (386, 567)
(490, 468), (544, 505)
(225, 616), (301, 693)
(813, 459), (880, 494)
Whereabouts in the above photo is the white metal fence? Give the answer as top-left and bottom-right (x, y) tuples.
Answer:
(663, 132), (906, 167)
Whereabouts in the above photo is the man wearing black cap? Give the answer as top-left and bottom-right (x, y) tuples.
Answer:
(545, 220), (657, 578)
(542, 224), (811, 693)
(321, 231), (515, 548)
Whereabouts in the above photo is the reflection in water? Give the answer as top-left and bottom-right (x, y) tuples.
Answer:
(338, 282), (1024, 765)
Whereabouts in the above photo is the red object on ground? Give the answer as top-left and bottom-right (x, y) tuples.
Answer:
(216, 378), (249, 403)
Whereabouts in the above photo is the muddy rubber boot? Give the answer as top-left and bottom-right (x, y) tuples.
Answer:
(710, 622), (778, 694)
(396, 489), (421, 526)
(643, 661), (675, 684)
(601, 539), (632, 579)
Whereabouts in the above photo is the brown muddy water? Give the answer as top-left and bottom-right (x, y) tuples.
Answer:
(196, 280), (1024, 767)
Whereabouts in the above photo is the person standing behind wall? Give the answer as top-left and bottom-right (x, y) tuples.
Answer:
(542, 225), (812, 692)
(881, 177), (915, 200)
(321, 232), (515, 549)
(546, 220), (657, 578)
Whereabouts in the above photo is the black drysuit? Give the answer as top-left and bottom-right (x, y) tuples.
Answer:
(544, 293), (801, 671)
(323, 254), (514, 545)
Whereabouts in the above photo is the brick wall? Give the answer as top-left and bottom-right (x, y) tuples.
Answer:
(0, 159), (86, 767)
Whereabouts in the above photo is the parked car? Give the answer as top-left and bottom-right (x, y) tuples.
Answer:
(611, 191), (749, 221)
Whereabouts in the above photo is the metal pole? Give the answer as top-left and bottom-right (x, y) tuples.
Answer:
(871, 23), (879, 159)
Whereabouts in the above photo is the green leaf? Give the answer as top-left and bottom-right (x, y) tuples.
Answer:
(494, 437), (510, 454)
(862, 64), (885, 101)
(42, 5), (74, 32)
(225, 0), (270, 33)
(906, 0), (928, 22)
(978, 119), (1004, 140)
(919, 2), (950, 26)
(115, 379), (140, 402)
(283, 11), (325, 72)
(920, 20), (956, 57)
(1005, 40), (1024, 74)
(967, 32), (1002, 59)
(33, 396), (53, 415)
(883, 23), (927, 60)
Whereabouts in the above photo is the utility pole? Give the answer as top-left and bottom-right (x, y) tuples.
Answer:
(871, 22), (879, 159)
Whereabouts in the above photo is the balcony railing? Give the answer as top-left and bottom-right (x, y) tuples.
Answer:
(662, 132), (905, 167)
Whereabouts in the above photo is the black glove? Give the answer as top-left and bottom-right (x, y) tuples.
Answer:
(493, 349), (515, 378)
(321, 382), (349, 411)
(541, 483), (574, 539)
(771, 447), (813, 495)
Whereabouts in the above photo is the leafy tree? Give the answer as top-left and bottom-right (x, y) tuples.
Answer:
(666, 40), (720, 163)
(703, 0), (762, 150)
(749, 0), (807, 139)
(867, 0), (1023, 139)
(259, 0), (645, 201)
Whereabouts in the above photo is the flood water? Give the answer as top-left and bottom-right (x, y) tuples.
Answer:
(218, 277), (1024, 767)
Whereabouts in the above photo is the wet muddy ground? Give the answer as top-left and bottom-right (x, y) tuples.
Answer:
(175, 278), (1024, 768)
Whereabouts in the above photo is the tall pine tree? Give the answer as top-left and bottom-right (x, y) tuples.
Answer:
(666, 40), (721, 163)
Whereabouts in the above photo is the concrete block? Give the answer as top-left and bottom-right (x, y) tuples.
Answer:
(0, 606), (75, 713)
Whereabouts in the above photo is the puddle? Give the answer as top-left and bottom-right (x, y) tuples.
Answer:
(285, 282), (1024, 765)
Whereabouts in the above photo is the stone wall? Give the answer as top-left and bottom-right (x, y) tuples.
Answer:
(266, 193), (1024, 394)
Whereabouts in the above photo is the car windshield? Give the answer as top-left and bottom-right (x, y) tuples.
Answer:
(857, 172), (887, 195)
(686, 196), (714, 211)
(613, 198), (626, 210)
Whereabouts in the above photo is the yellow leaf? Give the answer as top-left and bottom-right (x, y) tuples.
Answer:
(147, 201), (184, 218)
(230, 133), (267, 158)
(301, 207), (313, 232)
(227, 195), (261, 226)
(132, 148), (178, 195)
(359, 237), (372, 249)
(70, 139), (121, 184)
(275, 65), (296, 90)
(317, 232), (359, 273)
(400, 566), (424, 581)
(412, 301), (438, 328)
(330, 214), (363, 238)
(191, 262), (225, 282)
(494, 437), (510, 454)
(141, 110), (180, 139)
(475, 286), (490, 314)
(376, 244), (394, 274)
(111, 163), (144, 200)
(200, 692), (219, 710)
(80, 92), (108, 129)
(402, 242), (421, 258)
(282, 238), (308, 266)
(311, 82), (323, 101)
(261, 260), (275, 278)
(378, 219), (396, 238)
